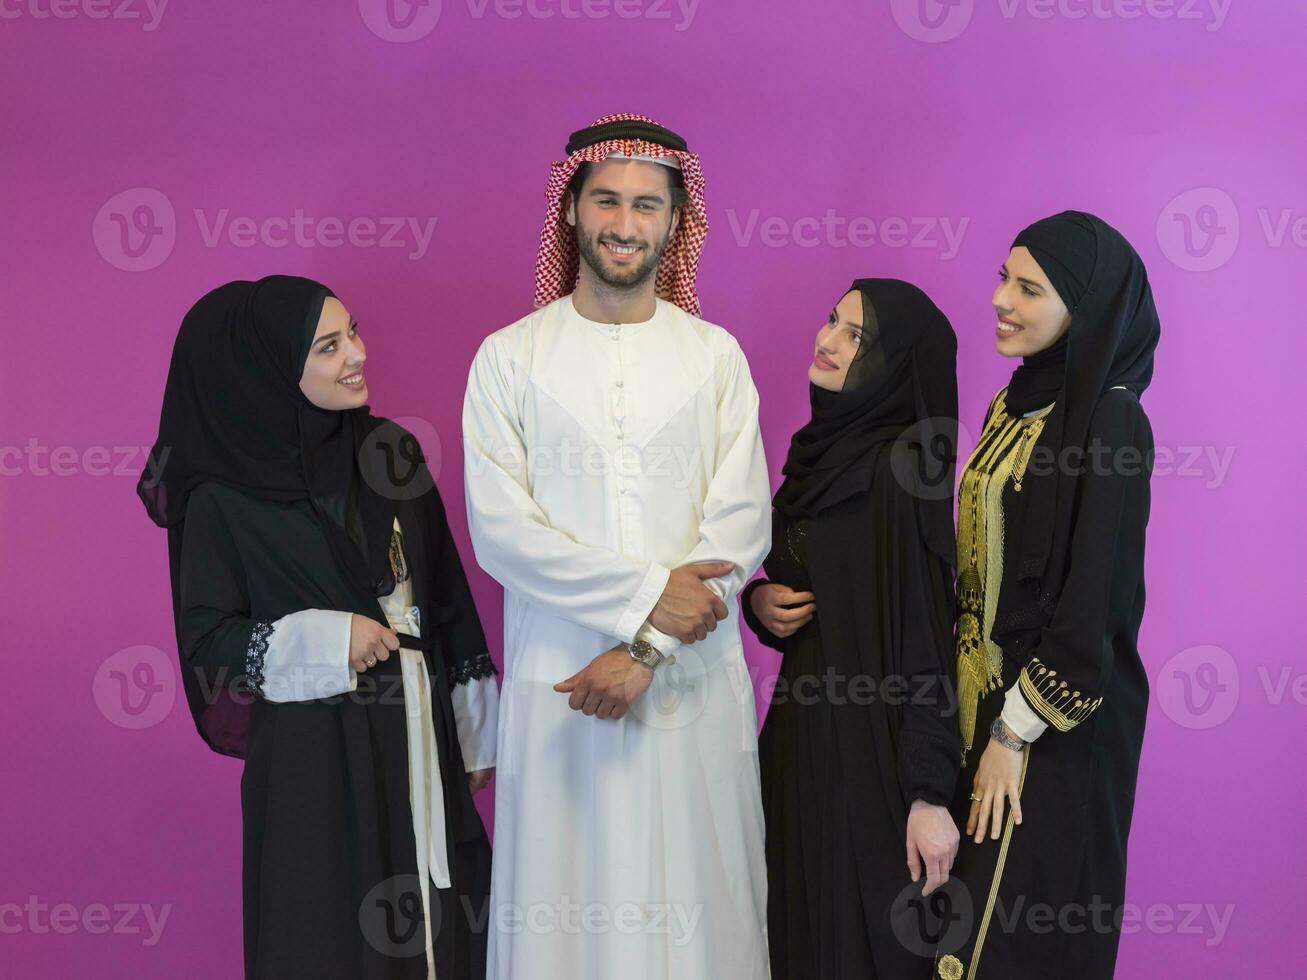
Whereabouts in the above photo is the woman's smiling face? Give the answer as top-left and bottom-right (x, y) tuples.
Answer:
(993, 246), (1072, 358)
(299, 297), (368, 409)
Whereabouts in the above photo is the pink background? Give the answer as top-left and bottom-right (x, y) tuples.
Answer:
(3, 1), (1301, 975)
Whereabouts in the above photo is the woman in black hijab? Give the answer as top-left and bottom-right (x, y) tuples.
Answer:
(138, 276), (496, 979)
(935, 212), (1160, 980)
(741, 279), (961, 978)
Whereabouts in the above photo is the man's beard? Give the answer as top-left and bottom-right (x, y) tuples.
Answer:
(575, 221), (671, 292)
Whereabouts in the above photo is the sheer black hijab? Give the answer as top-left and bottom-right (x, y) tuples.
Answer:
(772, 278), (959, 567)
(763, 280), (962, 894)
(993, 211), (1161, 642)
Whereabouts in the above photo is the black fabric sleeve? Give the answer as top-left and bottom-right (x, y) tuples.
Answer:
(177, 484), (264, 694)
(1017, 389), (1153, 731)
(895, 495), (961, 808)
(740, 577), (787, 652)
(428, 485), (498, 688)
(980, 386), (1005, 430)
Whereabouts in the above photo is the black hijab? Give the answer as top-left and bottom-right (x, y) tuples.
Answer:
(138, 275), (402, 600)
(760, 281), (962, 866)
(993, 211), (1161, 641)
(773, 278), (959, 567)
(1003, 210), (1093, 414)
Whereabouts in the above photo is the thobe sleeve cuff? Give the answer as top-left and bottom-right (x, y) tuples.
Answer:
(1001, 685), (1049, 743)
(615, 562), (671, 643)
(257, 609), (357, 703)
(453, 673), (499, 772)
(636, 619), (683, 657)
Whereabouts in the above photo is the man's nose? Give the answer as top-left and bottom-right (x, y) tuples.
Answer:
(610, 207), (640, 241)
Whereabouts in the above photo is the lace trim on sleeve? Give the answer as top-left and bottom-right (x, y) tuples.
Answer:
(246, 621), (274, 697)
(448, 651), (497, 688)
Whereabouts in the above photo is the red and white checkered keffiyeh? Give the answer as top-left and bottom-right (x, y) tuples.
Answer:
(533, 112), (709, 317)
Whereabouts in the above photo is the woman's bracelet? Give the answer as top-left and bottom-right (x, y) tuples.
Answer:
(990, 716), (1027, 752)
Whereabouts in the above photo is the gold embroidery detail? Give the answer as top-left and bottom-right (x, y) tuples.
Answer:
(388, 524), (409, 584)
(784, 520), (808, 568)
(1010, 421), (1040, 492)
(1018, 656), (1103, 731)
(954, 391), (1053, 765)
(938, 954), (964, 980)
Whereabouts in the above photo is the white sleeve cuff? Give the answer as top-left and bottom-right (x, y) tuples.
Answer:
(636, 619), (683, 657)
(259, 609), (356, 703)
(615, 562), (671, 643)
(1002, 684), (1049, 742)
(698, 568), (732, 603)
(453, 674), (499, 772)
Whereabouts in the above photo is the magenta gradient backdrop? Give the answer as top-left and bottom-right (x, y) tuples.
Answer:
(2, 1), (1302, 976)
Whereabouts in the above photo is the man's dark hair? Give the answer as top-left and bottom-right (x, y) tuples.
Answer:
(565, 161), (689, 215)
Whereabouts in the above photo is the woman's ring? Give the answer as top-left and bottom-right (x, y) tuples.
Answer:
(365, 657), (378, 667)
(970, 793), (983, 802)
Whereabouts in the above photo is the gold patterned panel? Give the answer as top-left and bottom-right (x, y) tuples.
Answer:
(954, 390), (1054, 765)
(388, 522), (409, 584)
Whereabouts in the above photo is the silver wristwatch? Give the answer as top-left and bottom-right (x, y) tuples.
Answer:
(990, 716), (1027, 752)
(629, 638), (675, 671)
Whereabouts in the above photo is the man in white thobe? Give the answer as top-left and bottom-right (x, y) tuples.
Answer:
(462, 113), (772, 979)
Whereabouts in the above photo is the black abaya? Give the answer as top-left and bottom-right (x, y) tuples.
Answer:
(180, 464), (492, 979)
(936, 211), (1160, 979)
(936, 388), (1153, 980)
(141, 276), (495, 978)
(744, 443), (958, 979)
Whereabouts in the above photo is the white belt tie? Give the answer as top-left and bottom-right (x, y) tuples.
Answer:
(383, 602), (447, 980)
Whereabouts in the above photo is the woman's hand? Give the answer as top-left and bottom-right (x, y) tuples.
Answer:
(749, 583), (816, 639)
(906, 799), (959, 896)
(967, 724), (1025, 843)
(349, 614), (400, 673)
(468, 768), (494, 794)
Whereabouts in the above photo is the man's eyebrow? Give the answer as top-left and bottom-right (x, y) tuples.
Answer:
(587, 185), (669, 201)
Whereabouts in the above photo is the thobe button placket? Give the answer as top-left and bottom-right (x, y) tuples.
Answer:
(611, 330), (641, 552)
(615, 387), (629, 496)
(612, 389), (626, 433)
